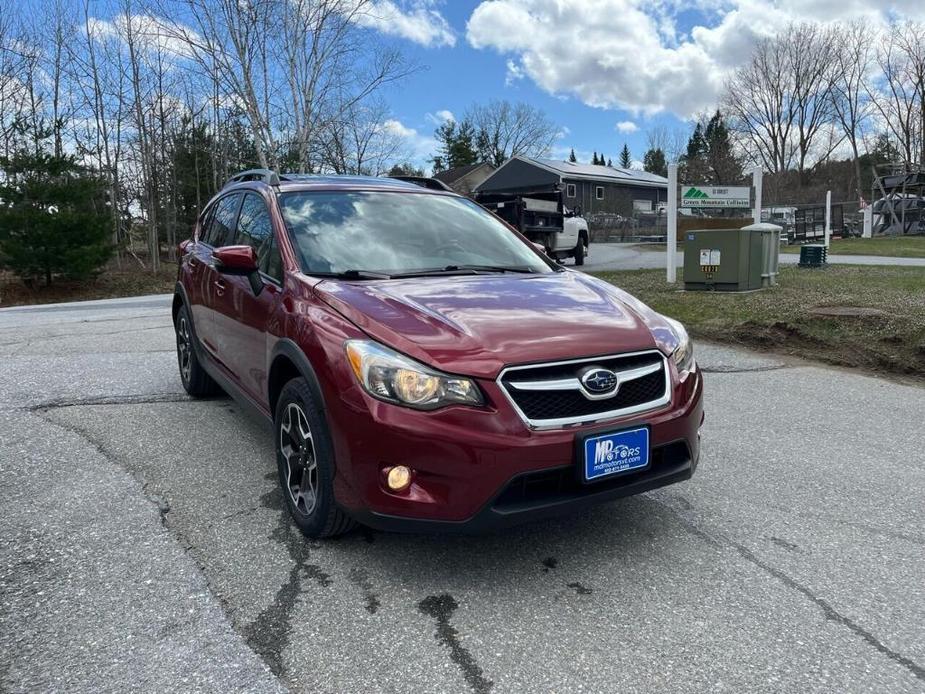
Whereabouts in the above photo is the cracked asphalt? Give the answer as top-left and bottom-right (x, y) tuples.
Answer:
(1, 293), (923, 693)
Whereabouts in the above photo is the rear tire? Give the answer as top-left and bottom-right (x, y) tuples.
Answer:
(175, 305), (222, 397)
(275, 378), (356, 539)
(574, 239), (585, 266)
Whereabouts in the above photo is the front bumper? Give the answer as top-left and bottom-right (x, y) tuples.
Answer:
(325, 366), (704, 533)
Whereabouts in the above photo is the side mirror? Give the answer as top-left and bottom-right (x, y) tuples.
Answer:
(530, 241), (548, 255)
(214, 245), (258, 273)
(213, 245), (263, 295)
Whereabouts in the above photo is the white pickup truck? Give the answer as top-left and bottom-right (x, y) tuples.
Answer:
(476, 192), (590, 265)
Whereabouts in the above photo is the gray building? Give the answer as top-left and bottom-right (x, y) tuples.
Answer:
(475, 156), (668, 215)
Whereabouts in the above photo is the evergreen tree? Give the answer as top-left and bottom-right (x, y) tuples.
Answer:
(170, 116), (219, 234)
(0, 150), (113, 286)
(679, 111), (742, 184)
(680, 121), (709, 183)
(703, 110), (742, 184)
(388, 163), (426, 177)
(619, 143), (632, 168)
(643, 148), (668, 178)
(685, 123), (706, 160)
(568, 148), (577, 163)
(432, 118), (478, 171)
(591, 151), (599, 165)
(607, 158), (612, 167)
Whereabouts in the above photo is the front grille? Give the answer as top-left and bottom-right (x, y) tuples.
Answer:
(498, 351), (669, 427)
(492, 441), (691, 512)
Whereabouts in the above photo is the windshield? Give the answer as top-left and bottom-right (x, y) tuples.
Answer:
(278, 191), (557, 277)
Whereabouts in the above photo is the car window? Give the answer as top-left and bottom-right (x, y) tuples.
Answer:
(234, 193), (274, 257)
(278, 191), (555, 276)
(203, 193), (242, 247)
(197, 204), (215, 242)
(259, 235), (283, 284)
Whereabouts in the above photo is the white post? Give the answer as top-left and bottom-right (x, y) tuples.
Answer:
(752, 169), (763, 225)
(667, 163), (678, 284)
(863, 206), (872, 238)
(824, 190), (832, 248)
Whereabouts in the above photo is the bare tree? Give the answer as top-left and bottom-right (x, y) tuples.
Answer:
(787, 23), (838, 177)
(723, 34), (794, 173)
(892, 21), (923, 168)
(868, 22), (925, 170)
(172, 0), (278, 167)
(645, 124), (686, 164)
(321, 99), (407, 175)
(830, 20), (873, 200)
(723, 23), (838, 177)
(467, 100), (559, 166)
(0, 6), (30, 157)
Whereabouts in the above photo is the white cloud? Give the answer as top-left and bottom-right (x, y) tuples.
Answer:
(505, 59), (525, 85)
(466, 0), (925, 118)
(381, 118), (438, 164)
(425, 109), (455, 124)
(616, 121), (638, 133)
(87, 14), (199, 59)
(354, 1), (455, 47)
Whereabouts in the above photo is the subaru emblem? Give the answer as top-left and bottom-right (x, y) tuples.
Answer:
(580, 367), (618, 395)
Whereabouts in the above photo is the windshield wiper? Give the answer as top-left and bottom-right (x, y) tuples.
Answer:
(309, 269), (392, 280)
(391, 265), (536, 279)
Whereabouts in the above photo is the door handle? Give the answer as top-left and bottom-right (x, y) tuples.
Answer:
(214, 279), (226, 292)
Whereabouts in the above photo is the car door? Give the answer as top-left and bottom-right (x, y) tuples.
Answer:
(196, 192), (243, 360)
(186, 204), (215, 334)
(213, 191), (284, 403)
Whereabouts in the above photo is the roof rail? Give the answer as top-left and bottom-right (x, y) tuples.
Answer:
(224, 168), (284, 187)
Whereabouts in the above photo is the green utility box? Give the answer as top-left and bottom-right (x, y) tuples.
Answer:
(683, 223), (781, 291)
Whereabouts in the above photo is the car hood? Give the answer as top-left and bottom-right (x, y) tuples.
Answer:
(315, 271), (676, 379)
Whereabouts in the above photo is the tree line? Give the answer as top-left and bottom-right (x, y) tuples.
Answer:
(2, 8), (923, 286)
(723, 20), (925, 200)
(0, 0), (416, 283)
(429, 100), (560, 171)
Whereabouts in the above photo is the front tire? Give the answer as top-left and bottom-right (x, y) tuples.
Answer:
(574, 239), (585, 266)
(275, 378), (356, 539)
(175, 305), (221, 397)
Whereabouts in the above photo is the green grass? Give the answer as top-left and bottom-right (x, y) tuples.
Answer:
(783, 236), (925, 258)
(594, 266), (925, 379)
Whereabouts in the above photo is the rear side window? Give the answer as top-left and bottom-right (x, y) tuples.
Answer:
(203, 194), (242, 247)
(197, 205), (215, 242)
(234, 193), (274, 256)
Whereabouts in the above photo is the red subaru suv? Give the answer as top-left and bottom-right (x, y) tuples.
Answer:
(174, 170), (703, 538)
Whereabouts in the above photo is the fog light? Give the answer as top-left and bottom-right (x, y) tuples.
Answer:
(386, 465), (412, 492)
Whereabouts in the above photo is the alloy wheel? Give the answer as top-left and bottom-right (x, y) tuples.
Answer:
(279, 402), (318, 515)
(177, 316), (192, 383)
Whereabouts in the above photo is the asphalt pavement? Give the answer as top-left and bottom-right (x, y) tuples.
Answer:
(1, 293), (923, 693)
(582, 243), (925, 272)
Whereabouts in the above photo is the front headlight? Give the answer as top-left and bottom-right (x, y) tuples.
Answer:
(663, 316), (695, 374)
(345, 340), (483, 410)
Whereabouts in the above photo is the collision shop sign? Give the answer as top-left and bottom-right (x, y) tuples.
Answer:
(681, 185), (750, 208)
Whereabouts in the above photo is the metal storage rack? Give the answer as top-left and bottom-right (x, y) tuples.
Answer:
(871, 164), (925, 236)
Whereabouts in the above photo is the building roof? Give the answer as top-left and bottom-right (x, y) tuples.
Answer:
(432, 162), (492, 184)
(529, 157), (668, 187)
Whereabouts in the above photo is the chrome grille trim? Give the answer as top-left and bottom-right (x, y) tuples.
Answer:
(497, 350), (672, 429)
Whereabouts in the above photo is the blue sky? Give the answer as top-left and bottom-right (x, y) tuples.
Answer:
(364, 0), (924, 169)
(381, 1), (692, 167)
(74, 0), (925, 170)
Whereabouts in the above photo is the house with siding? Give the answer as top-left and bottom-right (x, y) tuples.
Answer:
(474, 156), (668, 216)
